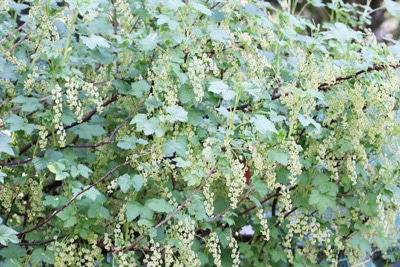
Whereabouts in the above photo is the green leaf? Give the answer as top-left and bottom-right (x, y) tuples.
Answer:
(0, 225), (19, 246)
(31, 248), (55, 264)
(81, 34), (110, 49)
(87, 202), (110, 219)
(1, 258), (23, 267)
(268, 149), (289, 165)
(138, 218), (154, 228)
(163, 138), (187, 157)
(191, 2), (212, 16)
(309, 190), (336, 213)
(173, 157), (191, 168)
(138, 32), (159, 51)
(144, 117), (162, 135)
(208, 80), (237, 100)
(56, 205), (77, 227)
(126, 201), (143, 222)
(375, 234), (393, 251)
(130, 114), (164, 137)
(70, 123), (106, 139)
(385, 0), (400, 18)
(77, 164), (92, 178)
(70, 164), (92, 178)
(118, 174), (132, 193)
(297, 113), (321, 131)
(250, 115), (278, 134)
(208, 24), (230, 44)
(146, 199), (175, 213)
(43, 195), (68, 208)
(4, 115), (35, 134)
(0, 132), (15, 156)
(178, 84), (196, 104)
(156, 14), (179, 30)
(322, 22), (362, 43)
(271, 249), (287, 262)
(0, 243), (26, 258)
(132, 174), (143, 192)
(311, 173), (338, 195)
(162, 0), (185, 11)
(11, 96), (43, 112)
(47, 161), (69, 181)
(0, 56), (16, 81)
(130, 80), (151, 98)
(350, 235), (371, 255)
(165, 105), (188, 122)
(82, 187), (107, 203)
(130, 114), (147, 126)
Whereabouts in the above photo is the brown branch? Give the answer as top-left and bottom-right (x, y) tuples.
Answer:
(8, 32), (31, 53)
(17, 94), (118, 156)
(0, 21), (28, 45)
(273, 207), (298, 227)
(0, 234), (68, 249)
(17, 156), (143, 237)
(129, 16), (141, 34)
(272, 61), (400, 100)
(0, 94), (119, 167)
(208, 186), (255, 223)
(237, 185), (297, 217)
(318, 62), (400, 92)
(120, 161), (218, 252)
(0, 158), (33, 167)
(70, 98), (145, 148)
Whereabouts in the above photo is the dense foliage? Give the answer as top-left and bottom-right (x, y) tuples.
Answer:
(1, 0), (400, 266)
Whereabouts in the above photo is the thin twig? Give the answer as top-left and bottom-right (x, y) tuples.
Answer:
(8, 32), (31, 53)
(129, 16), (141, 34)
(208, 186), (255, 223)
(121, 161), (218, 252)
(0, 234), (68, 249)
(17, 156), (143, 237)
(70, 98), (146, 148)
(17, 94), (119, 156)
(0, 21), (28, 45)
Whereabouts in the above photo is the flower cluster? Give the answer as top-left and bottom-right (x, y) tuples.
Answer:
(256, 208), (270, 241)
(51, 83), (66, 147)
(163, 217), (200, 266)
(206, 231), (222, 267)
(65, 77), (84, 122)
(84, 82), (104, 113)
(225, 150), (246, 209)
(227, 232), (240, 267)
(203, 179), (215, 216)
(114, 0), (134, 33)
(285, 138), (302, 185)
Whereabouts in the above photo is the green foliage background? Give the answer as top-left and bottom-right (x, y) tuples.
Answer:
(0, 0), (400, 266)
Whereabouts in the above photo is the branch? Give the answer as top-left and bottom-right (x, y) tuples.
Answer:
(273, 207), (298, 227)
(8, 32), (31, 53)
(208, 186), (255, 223)
(16, 155), (146, 237)
(120, 161), (218, 252)
(70, 98), (146, 148)
(19, 94), (118, 156)
(0, 94), (119, 167)
(129, 16), (141, 34)
(318, 62), (400, 91)
(0, 234), (68, 249)
(237, 185), (297, 217)
(0, 21), (28, 45)
(271, 61), (400, 99)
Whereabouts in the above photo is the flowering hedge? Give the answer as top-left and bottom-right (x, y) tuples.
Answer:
(0, 0), (400, 266)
